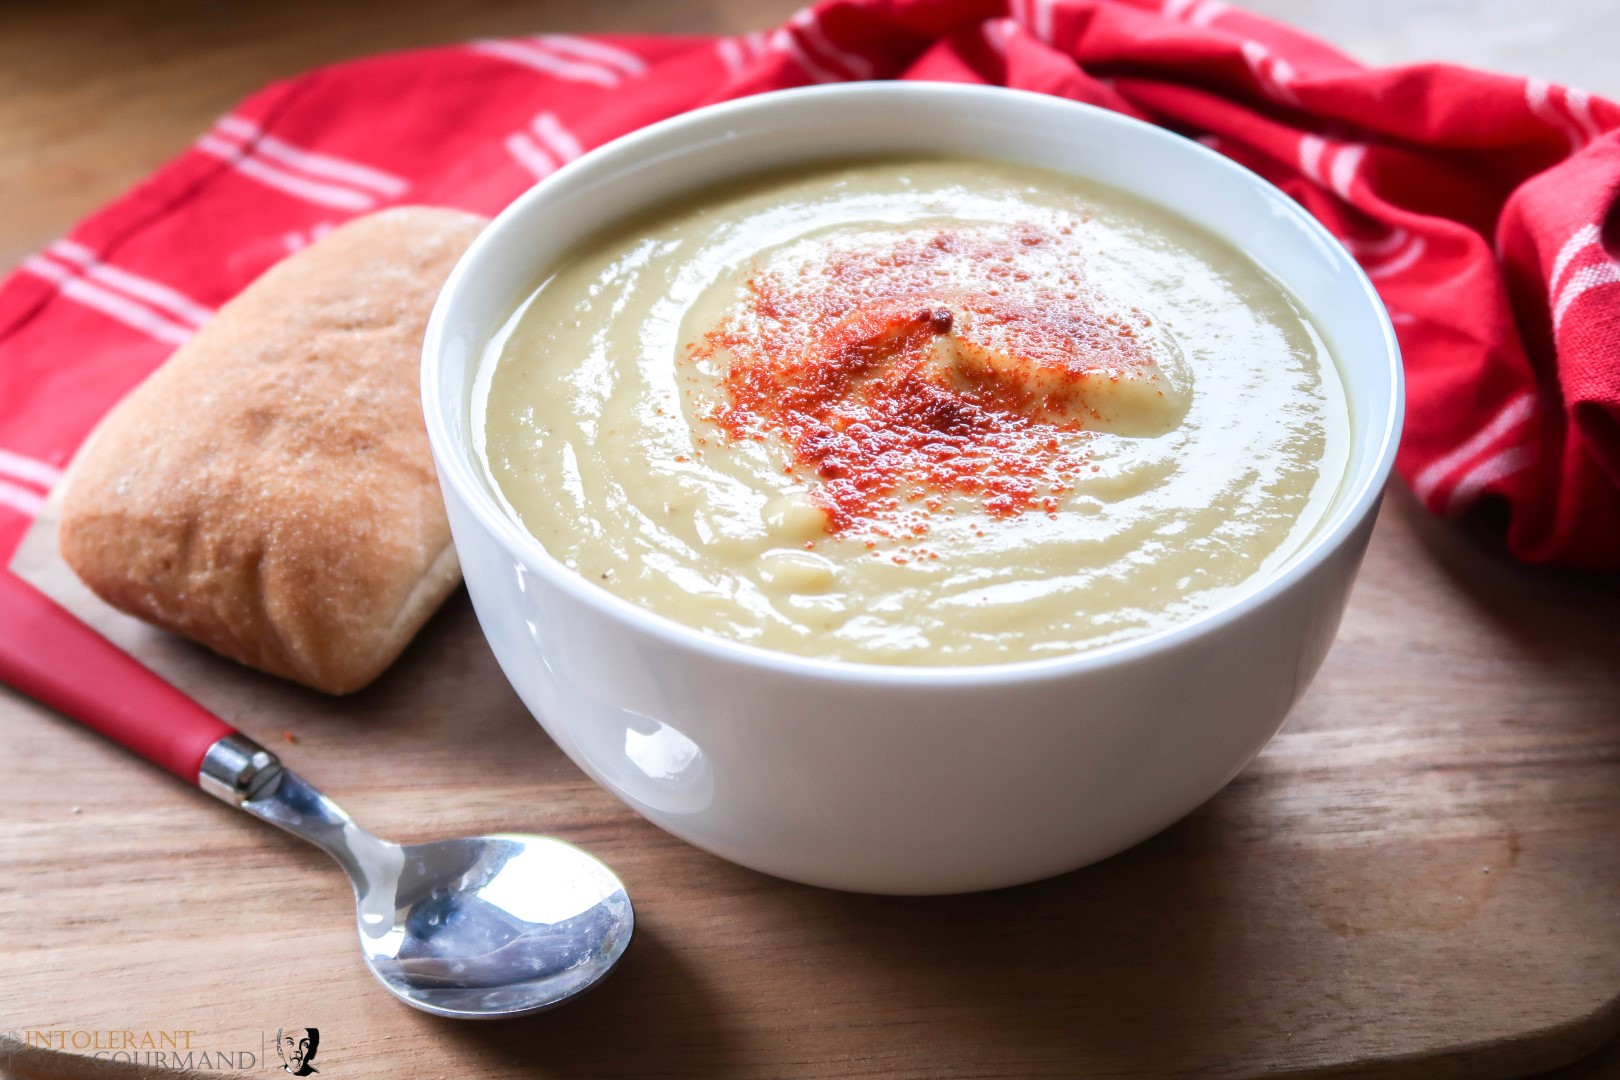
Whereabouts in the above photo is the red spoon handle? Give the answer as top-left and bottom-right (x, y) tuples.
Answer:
(0, 571), (236, 783)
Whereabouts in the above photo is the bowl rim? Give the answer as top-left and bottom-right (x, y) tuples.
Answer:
(422, 81), (1404, 688)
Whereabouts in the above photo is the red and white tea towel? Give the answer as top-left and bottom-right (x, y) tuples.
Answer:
(2, 0), (1616, 566)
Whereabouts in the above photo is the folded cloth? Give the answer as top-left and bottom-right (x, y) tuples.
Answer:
(1, 0), (1616, 566)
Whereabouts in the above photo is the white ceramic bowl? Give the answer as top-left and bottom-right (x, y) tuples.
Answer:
(422, 83), (1402, 894)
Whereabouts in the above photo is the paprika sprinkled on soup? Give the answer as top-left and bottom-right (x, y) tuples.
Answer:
(696, 225), (1188, 534)
(476, 159), (1349, 664)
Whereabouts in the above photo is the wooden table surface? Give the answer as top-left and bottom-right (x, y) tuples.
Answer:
(3, 2), (1619, 1078)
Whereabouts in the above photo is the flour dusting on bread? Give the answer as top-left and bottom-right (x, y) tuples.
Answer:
(59, 207), (487, 694)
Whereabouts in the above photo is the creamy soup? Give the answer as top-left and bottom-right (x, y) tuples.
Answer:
(476, 159), (1349, 665)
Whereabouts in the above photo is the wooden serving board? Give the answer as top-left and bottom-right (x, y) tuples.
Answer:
(3, 485), (1620, 1080)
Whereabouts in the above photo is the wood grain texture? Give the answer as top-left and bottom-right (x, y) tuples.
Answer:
(3, 1), (1620, 1077)
(6, 484), (1620, 1080)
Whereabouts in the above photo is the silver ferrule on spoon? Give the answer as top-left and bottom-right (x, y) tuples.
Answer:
(199, 733), (401, 893)
(198, 732), (284, 805)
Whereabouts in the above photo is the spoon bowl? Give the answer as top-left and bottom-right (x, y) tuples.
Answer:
(242, 763), (634, 1018)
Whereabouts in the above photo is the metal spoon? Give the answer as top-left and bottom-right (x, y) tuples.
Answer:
(204, 734), (633, 1018)
(1, 572), (633, 1018)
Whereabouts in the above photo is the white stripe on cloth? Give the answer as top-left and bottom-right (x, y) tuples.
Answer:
(1549, 223), (1601, 294)
(282, 222), (336, 254)
(505, 133), (558, 180)
(716, 32), (772, 73)
(1563, 86), (1603, 143)
(1411, 391), (1537, 504)
(1365, 235), (1426, 280)
(21, 256), (195, 346)
(1298, 134), (1326, 184)
(0, 479), (46, 518)
(981, 18), (1013, 57)
(1163, 0), (1228, 25)
(1027, 0), (1056, 44)
(467, 39), (620, 87)
(769, 27), (842, 83)
(1240, 41), (1300, 106)
(196, 134), (376, 210)
(1298, 136), (1361, 199)
(716, 37), (747, 74)
(789, 9), (874, 77)
(0, 449), (64, 490)
(49, 241), (213, 328)
(1445, 445), (1534, 515)
(1553, 261), (1620, 331)
(214, 116), (406, 196)
(1526, 78), (1588, 152)
(1342, 227), (1409, 259)
(534, 35), (646, 77)
(531, 113), (584, 163)
(1328, 144), (1364, 200)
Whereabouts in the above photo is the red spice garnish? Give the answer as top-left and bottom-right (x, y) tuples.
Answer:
(691, 226), (1155, 534)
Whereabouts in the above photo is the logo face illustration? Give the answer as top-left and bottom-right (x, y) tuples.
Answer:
(274, 1028), (320, 1075)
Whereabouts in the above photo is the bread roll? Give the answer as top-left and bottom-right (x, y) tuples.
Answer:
(59, 207), (486, 694)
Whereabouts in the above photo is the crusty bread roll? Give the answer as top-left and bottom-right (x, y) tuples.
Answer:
(59, 207), (486, 694)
